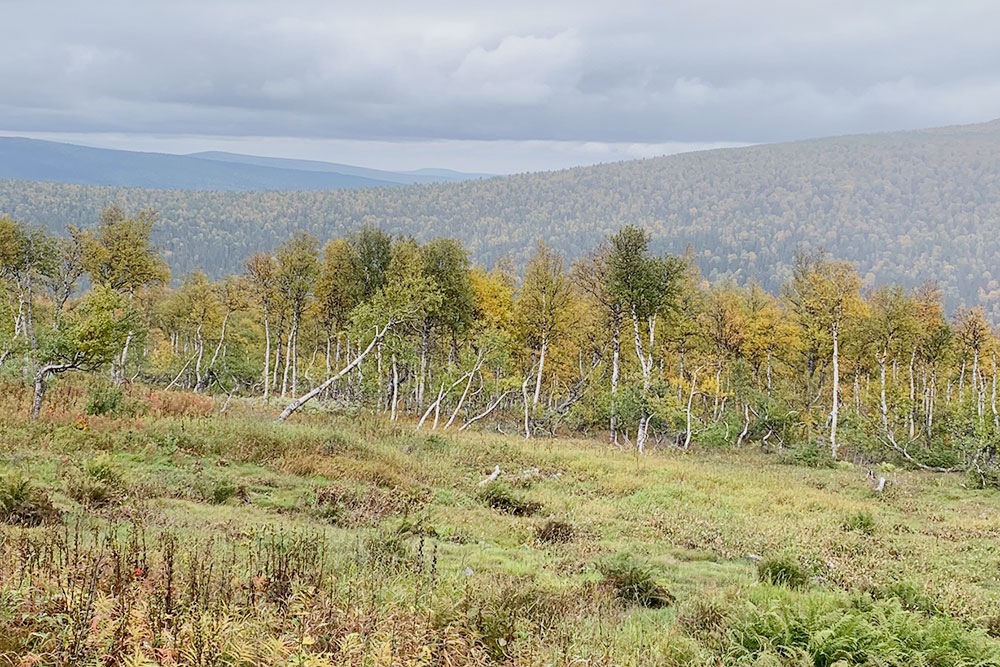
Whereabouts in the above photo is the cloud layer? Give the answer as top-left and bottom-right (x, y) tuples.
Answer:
(2, 0), (999, 167)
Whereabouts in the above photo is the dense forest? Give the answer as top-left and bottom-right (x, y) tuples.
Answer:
(4, 208), (1000, 485)
(2, 119), (1000, 316)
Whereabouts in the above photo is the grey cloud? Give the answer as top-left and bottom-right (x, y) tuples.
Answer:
(1, 0), (999, 145)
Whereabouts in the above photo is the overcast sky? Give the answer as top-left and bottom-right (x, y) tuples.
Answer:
(2, 0), (999, 173)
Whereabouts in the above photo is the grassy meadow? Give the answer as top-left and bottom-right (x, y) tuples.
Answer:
(1, 377), (1000, 666)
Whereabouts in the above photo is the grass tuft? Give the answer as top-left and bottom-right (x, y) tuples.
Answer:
(756, 555), (810, 589)
(477, 481), (541, 516)
(598, 553), (674, 608)
(0, 474), (59, 526)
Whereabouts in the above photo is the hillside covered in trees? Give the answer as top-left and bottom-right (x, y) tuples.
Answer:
(2, 119), (1000, 316)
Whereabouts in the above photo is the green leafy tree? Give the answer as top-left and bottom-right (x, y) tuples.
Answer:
(516, 241), (574, 415)
(31, 286), (138, 419)
(275, 232), (319, 397)
(81, 207), (168, 384)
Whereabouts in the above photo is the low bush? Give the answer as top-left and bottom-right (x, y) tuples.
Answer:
(85, 385), (124, 416)
(842, 510), (877, 535)
(535, 518), (575, 543)
(207, 477), (248, 504)
(756, 555), (810, 589)
(875, 579), (941, 615)
(598, 553), (674, 608)
(778, 441), (836, 468)
(66, 455), (129, 507)
(358, 528), (414, 569)
(477, 482), (541, 516)
(0, 474), (59, 526)
(726, 592), (1000, 665)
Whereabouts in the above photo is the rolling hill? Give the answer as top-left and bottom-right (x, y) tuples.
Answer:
(2, 119), (1000, 316)
(0, 137), (487, 190)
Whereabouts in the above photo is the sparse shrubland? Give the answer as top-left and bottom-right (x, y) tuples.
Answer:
(2, 194), (1000, 664)
(0, 379), (997, 664)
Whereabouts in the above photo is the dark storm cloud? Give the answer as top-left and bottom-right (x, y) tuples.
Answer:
(2, 0), (999, 144)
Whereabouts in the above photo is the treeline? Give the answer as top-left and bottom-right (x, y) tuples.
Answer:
(2, 208), (1000, 484)
(4, 120), (1000, 317)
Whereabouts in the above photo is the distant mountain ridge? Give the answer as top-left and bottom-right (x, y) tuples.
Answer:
(187, 151), (493, 184)
(0, 137), (489, 191)
(3, 119), (1000, 318)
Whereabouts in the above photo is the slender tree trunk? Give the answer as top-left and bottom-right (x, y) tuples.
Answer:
(262, 310), (271, 401)
(736, 402), (750, 447)
(927, 366), (937, 437)
(636, 415), (651, 454)
(24, 274), (36, 351)
(194, 322), (205, 388)
(908, 348), (916, 438)
(197, 311), (231, 392)
(390, 354), (399, 421)
(445, 352), (485, 430)
(291, 312), (300, 397)
(830, 318), (841, 458)
(325, 333), (332, 378)
(959, 358), (966, 402)
(281, 324), (293, 398)
(522, 366), (535, 439)
(610, 317), (621, 444)
(879, 346), (891, 437)
(766, 349), (772, 395)
(31, 362), (77, 420)
(993, 353), (999, 432)
(532, 336), (547, 410)
(684, 367), (699, 449)
(461, 389), (515, 431)
(276, 322), (392, 421)
(418, 326), (429, 407)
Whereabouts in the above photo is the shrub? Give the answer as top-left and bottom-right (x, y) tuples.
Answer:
(208, 478), (248, 504)
(0, 475), (59, 526)
(842, 510), (877, 535)
(757, 555), (810, 589)
(535, 519), (575, 543)
(85, 385), (124, 416)
(477, 482), (541, 516)
(726, 593), (1000, 665)
(675, 595), (730, 640)
(148, 390), (213, 417)
(321, 431), (367, 456)
(968, 462), (1000, 490)
(598, 553), (674, 608)
(466, 576), (567, 662)
(359, 529), (413, 569)
(66, 455), (129, 507)
(876, 579), (941, 615)
(778, 441), (836, 468)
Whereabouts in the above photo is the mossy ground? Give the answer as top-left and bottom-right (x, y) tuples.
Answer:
(1, 378), (999, 665)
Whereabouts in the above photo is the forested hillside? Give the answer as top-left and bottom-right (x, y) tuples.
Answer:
(3, 119), (1000, 315)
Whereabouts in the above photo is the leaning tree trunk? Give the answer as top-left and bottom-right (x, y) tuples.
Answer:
(276, 321), (392, 422)
(31, 361), (78, 420)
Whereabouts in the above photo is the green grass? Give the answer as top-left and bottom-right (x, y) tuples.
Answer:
(1, 379), (999, 665)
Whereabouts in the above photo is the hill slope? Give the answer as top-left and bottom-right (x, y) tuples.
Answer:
(0, 137), (486, 190)
(2, 120), (1000, 314)
(189, 151), (491, 184)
